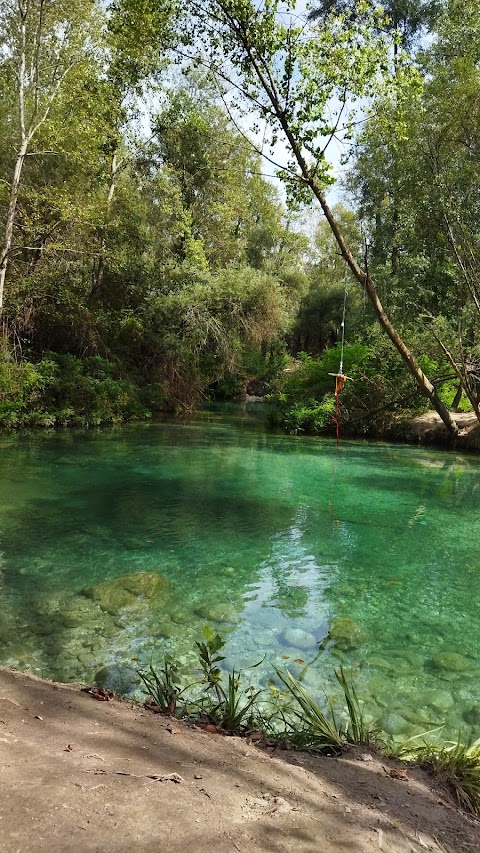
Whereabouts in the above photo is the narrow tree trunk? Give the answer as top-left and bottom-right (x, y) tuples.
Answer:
(0, 137), (29, 315)
(89, 152), (118, 302)
(311, 185), (459, 435)
(452, 382), (463, 411)
(434, 334), (480, 425)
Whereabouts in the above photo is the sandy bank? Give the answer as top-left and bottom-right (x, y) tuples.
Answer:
(0, 668), (478, 852)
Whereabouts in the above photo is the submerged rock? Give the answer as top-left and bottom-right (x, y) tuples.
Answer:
(419, 688), (454, 713)
(431, 652), (471, 672)
(83, 571), (171, 615)
(121, 572), (171, 598)
(282, 627), (316, 651)
(463, 706), (480, 726)
(328, 617), (367, 651)
(194, 603), (240, 624)
(401, 705), (442, 726)
(379, 712), (411, 736)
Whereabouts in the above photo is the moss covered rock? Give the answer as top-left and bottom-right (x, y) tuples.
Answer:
(121, 571), (171, 598)
(83, 571), (171, 615)
(328, 616), (367, 651)
(431, 652), (471, 672)
(194, 602), (240, 624)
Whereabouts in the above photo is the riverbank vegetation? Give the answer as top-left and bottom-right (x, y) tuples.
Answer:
(134, 628), (480, 816)
(0, 0), (479, 439)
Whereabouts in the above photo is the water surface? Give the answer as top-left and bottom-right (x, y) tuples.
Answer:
(1, 411), (479, 742)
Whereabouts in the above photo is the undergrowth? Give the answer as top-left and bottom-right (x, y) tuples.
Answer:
(0, 353), (153, 429)
(136, 628), (480, 817)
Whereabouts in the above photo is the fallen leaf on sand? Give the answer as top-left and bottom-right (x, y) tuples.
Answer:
(247, 731), (263, 743)
(383, 766), (408, 781)
(81, 687), (113, 702)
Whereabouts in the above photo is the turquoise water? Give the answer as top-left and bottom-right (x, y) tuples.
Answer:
(0, 411), (479, 742)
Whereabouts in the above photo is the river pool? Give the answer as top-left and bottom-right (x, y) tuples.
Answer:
(0, 410), (479, 742)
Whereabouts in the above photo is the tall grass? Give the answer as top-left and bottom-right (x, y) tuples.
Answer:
(418, 738), (480, 816)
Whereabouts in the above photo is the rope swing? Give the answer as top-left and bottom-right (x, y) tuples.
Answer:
(328, 281), (352, 449)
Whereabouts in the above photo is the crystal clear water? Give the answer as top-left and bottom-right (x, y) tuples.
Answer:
(1, 409), (479, 742)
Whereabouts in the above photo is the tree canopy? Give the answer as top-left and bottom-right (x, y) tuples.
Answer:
(0, 0), (478, 437)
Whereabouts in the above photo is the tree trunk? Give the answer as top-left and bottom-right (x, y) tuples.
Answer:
(0, 137), (29, 316)
(272, 110), (459, 436)
(311, 185), (459, 436)
(89, 151), (118, 302)
(452, 382), (463, 411)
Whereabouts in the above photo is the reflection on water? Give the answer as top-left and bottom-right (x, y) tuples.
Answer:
(0, 412), (479, 743)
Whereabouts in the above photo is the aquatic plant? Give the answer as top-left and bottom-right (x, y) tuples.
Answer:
(138, 656), (184, 714)
(418, 738), (480, 816)
(335, 666), (374, 745)
(206, 670), (262, 732)
(195, 627), (227, 703)
(273, 668), (345, 752)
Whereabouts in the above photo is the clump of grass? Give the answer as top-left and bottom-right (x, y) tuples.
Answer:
(273, 666), (376, 753)
(418, 738), (480, 816)
(138, 655), (185, 714)
(195, 628), (263, 732)
(273, 668), (345, 753)
(207, 670), (262, 732)
(335, 665), (374, 745)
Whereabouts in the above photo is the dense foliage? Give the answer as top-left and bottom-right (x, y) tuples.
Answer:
(0, 0), (478, 435)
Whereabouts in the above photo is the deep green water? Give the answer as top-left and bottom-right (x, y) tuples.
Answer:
(1, 410), (479, 742)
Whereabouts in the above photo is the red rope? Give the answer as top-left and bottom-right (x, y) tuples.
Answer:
(331, 374), (346, 450)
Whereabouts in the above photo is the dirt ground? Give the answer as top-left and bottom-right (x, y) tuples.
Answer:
(1, 669), (479, 853)
(404, 412), (480, 449)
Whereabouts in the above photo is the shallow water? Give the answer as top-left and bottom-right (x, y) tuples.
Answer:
(1, 411), (479, 742)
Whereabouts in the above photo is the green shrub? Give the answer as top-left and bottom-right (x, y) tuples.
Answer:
(0, 353), (152, 429)
(268, 336), (459, 436)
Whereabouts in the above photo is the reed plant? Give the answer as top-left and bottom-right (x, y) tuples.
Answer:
(417, 738), (480, 816)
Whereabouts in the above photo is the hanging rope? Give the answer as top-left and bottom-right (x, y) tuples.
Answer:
(328, 280), (352, 449)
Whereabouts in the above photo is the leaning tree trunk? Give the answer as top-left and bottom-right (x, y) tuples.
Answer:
(241, 59), (460, 437)
(310, 182), (459, 436)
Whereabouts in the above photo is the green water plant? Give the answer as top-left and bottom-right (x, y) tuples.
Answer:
(138, 656), (185, 714)
(417, 738), (480, 816)
(274, 668), (345, 753)
(335, 666), (373, 745)
(136, 633), (480, 817)
(273, 666), (375, 753)
(195, 627), (263, 731)
(195, 627), (226, 703)
(207, 670), (262, 733)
